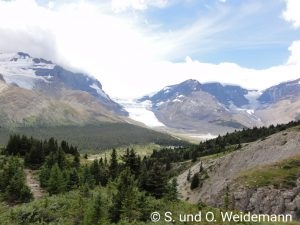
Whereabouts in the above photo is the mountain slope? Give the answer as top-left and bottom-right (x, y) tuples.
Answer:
(0, 52), (127, 116)
(0, 79), (122, 127)
(255, 78), (300, 125)
(258, 78), (300, 105)
(201, 82), (249, 107)
(137, 79), (263, 134)
(0, 52), (184, 149)
(177, 126), (300, 217)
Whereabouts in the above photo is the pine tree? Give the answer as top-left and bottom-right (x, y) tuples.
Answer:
(109, 149), (118, 180)
(72, 153), (80, 168)
(47, 163), (66, 195)
(109, 168), (140, 223)
(24, 141), (45, 169)
(67, 169), (80, 190)
(48, 137), (58, 153)
(5, 168), (32, 203)
(165, 178), (178, 201)
(187, 169), (191, 181)
(191, 150), (198, 162)
(123, 148), (141, 177)
(90, 160), (101, 185)
(199, 161), (203, 173)
(190, 173), (200, 190)
(84, 193), (105, 225)
(143, 163), (167, 198)
(81, 165), (95, 189)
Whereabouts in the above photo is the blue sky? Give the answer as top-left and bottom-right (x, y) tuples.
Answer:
(0, 0), (300, 97)
(129, 0), (300, 68)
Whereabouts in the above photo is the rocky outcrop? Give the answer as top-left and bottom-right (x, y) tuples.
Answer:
(231, 181), (300, 219)
(177, 129), (300, 220)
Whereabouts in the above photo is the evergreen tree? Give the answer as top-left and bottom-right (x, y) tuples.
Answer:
(109, 149), (118, 180)
(142, 163), (167, 198)
(84, 193), (105, 225)
(90, 160), (101, 185)
(24, 141), (45, 169)
(47, 163), (66, 195)
(187, 169), (191, 181)
(191, 173), (200, 190)
(84, 153), (88, 159)
(109, 169), (140, 223)
(5, 134), (20, 155)
(57, 147), (66, 169)
(39, 165), (51, 188)
(122, 148), (141, 177)
(165, 178), (178, 201)
(5, 168), (32, 203)
(191, 150), (198, 162)
(60, 140), (69, 154)
(48, 137), (58, 153)
(72, 153), (80, 168)
(80, 165), (95, 189)
(199, 161), (203, 173)
(67, 169), (80, 190)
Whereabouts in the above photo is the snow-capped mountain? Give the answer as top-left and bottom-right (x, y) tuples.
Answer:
(258, 78), (300, 105)
(135, 79), (263, 134)
(0, 52), (127, 115)
(140, 79), (252, 109)
(254, 78), (300, 126)
(3, 51), (300, 138)
(131, 78), (300, 136)
(139, 79), (202, 107)
(201, 82), (250, 107)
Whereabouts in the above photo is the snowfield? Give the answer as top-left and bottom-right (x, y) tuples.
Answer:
(114, 98), (165, 127)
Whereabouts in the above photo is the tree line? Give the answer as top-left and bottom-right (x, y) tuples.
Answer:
(151, 120), (300, 163)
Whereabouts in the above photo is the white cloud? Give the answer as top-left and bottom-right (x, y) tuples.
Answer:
(282, 0), (300, 28)
(111, 0), (169, 12)
(287, 41), (300, 65)
(0, 0), (299, 99)
(0, 0), (156, 72)
(282, 0), (300, 69)
(100, 57), (300, 98)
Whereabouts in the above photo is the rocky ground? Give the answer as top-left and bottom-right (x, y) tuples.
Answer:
(25, 169), (45, 199)
(177, 128), (300, 218)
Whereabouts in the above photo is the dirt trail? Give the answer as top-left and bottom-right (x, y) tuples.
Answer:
(25, 169), (45, 199)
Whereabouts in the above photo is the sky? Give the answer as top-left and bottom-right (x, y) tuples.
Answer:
(0, 0), (300, 98)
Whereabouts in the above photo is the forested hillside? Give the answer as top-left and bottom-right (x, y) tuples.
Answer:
(1, 121), (300, 224)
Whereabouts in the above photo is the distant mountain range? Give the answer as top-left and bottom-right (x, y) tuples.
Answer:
(0, 52), (184, 149)
(0, 52), (126, 118)
(134, 78), (300, 135)
(0, 52), (128, 128)
(1, 51), (300, 139)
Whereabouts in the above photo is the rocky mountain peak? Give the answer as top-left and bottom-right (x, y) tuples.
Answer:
(258, 78), (300, 104)
(201, 82), (250, 107)
(0, 52), (127, 116)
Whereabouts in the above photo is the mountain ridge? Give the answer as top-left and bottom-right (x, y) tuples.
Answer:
(129, 78), (300, 136)
(0, 52), (127, 116)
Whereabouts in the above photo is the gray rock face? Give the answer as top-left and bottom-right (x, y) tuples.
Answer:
(231, 183), (300, 219)
(138, 79), (263, 133)
(258, 78), (300, 104)
(177, 129), (300, 220)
